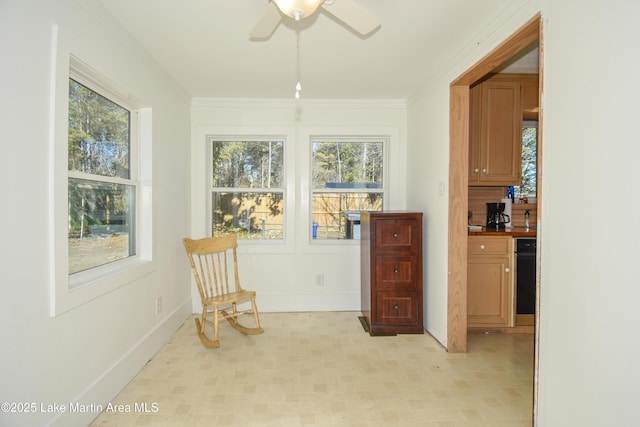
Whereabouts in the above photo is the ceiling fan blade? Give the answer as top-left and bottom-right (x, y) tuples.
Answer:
(321, 0), (380, 35)
(250, 2), (282, 40)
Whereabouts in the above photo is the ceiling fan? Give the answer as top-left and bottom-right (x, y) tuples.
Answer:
(250, 0), (380, 39)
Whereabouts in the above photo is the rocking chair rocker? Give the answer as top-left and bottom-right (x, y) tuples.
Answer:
(183, 235), (264, 348)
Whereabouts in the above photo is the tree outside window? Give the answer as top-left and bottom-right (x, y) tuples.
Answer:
(210, 139), (285, 240)
(67, 79), (136, 275)
(311, 138), (385, 240)
(515, 123), (537, 198)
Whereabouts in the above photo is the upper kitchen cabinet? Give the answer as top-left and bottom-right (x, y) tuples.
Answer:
(521, 74), (540, 120)
(469, 74), (523, 186)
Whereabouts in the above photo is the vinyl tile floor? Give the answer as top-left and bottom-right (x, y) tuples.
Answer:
(90, 312), (534, 427)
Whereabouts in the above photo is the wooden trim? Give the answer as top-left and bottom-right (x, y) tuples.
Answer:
(447, 13), (541, 353)
(516, 314), (536, 326)
(451, 15), (540, 87)
(447, 85), (470, 353)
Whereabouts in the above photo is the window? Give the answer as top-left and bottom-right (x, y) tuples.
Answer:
(52, 56), (152, 315)
(311, 137), (385, 240)
(209, 138), (285, 240)
(67, 78), (137, 278)
(514, 121), (538, 199)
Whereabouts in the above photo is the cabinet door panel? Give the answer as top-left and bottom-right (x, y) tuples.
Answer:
(375, 219), (418, 252)
(376, 293), (418, 324)
(469, 76), (523, 186)
(480, 80), (522, 183)
(375, 256), (417, 291)
(467, 255), (512, 326)
(469, 84), (483, 181)
(468, 236), (511, 255)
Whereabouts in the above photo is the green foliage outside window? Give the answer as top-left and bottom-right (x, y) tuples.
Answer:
(515, 125), (537, 198)
(311, 140), (383, 189)
(210, 140), (285, 239)
(68, 79), (134, 274)
(311, 139), (384, 240)
(68, 79), (130, 178)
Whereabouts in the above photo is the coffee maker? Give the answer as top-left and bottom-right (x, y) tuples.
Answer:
(486, 202), (510, 230)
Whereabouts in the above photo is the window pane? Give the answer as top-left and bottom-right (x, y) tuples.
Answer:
(312, 141), (383, 189)
(514, 126), (537, 198)
(212, 140), (283, 188)
(312, 192), (382, 240)
(68, 178), (136, 274)
(212, 192), (284, 240)
(68, 79), (130, 179)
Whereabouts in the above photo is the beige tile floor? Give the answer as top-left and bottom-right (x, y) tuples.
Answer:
(90, 312), (534, 427)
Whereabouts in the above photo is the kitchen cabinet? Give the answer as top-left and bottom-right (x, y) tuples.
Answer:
(360, 211), (423, 335)
(467, 235), (514, 327)
(469, 75), (522, 186)
(521, 74), (539, 120)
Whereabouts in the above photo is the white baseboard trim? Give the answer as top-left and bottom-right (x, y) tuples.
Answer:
(47, 297), (192, 427)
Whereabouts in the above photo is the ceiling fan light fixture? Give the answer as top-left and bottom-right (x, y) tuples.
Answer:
(273, 0), (324, 21)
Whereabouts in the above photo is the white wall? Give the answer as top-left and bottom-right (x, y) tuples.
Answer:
(535, 1), (640, 425)
(0, 1), (192, 426)
(407, 0), (640, 424)
(190, 99), (408, 312)
(406, 0), (543, 346)
(406, 84), (451, 345)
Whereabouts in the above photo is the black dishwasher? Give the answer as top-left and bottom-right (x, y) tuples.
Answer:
(515, 238), (536, 314)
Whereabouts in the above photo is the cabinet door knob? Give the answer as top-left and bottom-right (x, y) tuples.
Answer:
(480, 244), (486, 250)
(474, 168), (479, 173)
(393, 232), (399, 238)
(505, 267), (510, 273)
(394, 305), (399, 310)
(482, 168), (487, 173)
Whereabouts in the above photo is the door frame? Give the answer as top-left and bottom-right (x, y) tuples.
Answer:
(447, 14), (542, 353)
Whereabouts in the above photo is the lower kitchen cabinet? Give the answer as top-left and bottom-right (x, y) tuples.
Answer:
(467, 236), (514, 327)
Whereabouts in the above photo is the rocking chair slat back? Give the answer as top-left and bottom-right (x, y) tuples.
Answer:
(184, 234), (243, 300)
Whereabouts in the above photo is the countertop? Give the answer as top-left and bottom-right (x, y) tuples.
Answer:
(468, 226), (536, 237)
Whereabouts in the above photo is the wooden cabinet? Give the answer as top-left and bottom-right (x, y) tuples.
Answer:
(467, 236), (514, 327)
(361, 212), (423, 335)
(521, 74), (539, 120)
(469, 75), (523, 186)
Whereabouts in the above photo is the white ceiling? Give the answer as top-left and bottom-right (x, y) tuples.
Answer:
(99, 0), (538, 99)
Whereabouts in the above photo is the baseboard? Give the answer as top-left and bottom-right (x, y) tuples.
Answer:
(48, 297), (192, 427)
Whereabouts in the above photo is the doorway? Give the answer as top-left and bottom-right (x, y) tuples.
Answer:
(446, 14), (542, 352)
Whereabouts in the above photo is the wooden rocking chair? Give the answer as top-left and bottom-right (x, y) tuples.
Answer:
(183, 235), (264, 348)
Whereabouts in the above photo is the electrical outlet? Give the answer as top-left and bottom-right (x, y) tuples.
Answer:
(155, 296), (162, 314)
(314, 273), (324, 287)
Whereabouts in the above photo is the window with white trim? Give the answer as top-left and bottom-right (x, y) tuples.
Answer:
(67, 78), (137, 278)
(51, 56), (152, 316)
(310, 137), (385, 240)
(209, 137), (285, 240)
